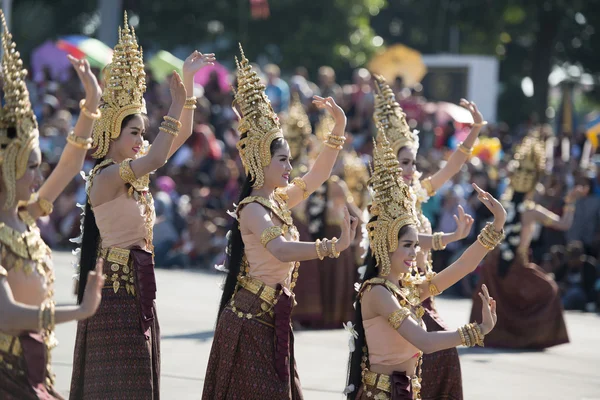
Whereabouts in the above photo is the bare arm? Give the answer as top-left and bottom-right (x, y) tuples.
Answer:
(29, 57), (101, 219)
(167, 51), (215, 160)
(530, 186), (584, 231)
(0, 261), (104, 332)
(287, 96), (347, 209)
(428, 100), (484, 193)
(240, 202), (356, 263)
(422, 185), (505, 301)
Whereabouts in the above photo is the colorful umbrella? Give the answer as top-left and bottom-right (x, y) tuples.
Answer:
(147, 50), (183, 83)
(31, 40), (71, 83)
(194, 61), (231, 93)
(57, 36), (113, 69)
(368, 44), (427, 88)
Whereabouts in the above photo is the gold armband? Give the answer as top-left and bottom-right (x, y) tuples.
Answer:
(429, 283), (442, 297)
(457, 142), (472, 156)
(291, 177), (309, 200)
(66, 131), (93, 150)
(184, 96), (197, 110)
(330, 237), (340, 258)
(79, 99), (101, 120)
(260, 226), (283, 248)
(388, 308), (410, 330)
(432, 232), (446, 251)
(421, 177), (435, 197)
(119, 159), (137, 185)
(28, 192), (54, 217)
(38, 299), (55, 332)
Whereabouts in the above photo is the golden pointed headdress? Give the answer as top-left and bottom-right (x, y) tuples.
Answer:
(283, 93), (311, 161)
(367, 126), (418, 275)
(92, 11), (146, 159)
(373, 75), (417, 155)
(234, 44), (283, 188)
(0, 11), (40, 209)
(510, 131), (546, 193)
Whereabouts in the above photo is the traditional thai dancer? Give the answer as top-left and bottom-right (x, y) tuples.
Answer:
(0, 11), (105, 399)
(202, 45), (357, 399)
(346, 129), (505, 400)
(372, 76), (485, 399)
(469, 132), (580, 349)
(70, 12), (214, 399)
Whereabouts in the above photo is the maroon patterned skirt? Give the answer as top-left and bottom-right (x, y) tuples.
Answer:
(202, 287), (303, 400)
(0, 333), (63, 400)
(69, 249), (160, 399)
(420, 298), (463, 400)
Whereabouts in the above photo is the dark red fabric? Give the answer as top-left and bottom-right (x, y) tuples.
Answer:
(274, 286), (293, 382)
(131, 248), (157, 339)
(391, 371), (413, 400)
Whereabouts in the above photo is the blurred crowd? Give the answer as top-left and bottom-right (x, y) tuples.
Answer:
(26, 60), (600, 312)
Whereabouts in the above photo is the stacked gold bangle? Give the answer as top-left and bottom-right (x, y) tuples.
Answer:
(477, 222), (505, 250)
(67, 131), (93, 150)
(79, 99), (102, 120)
(330, 237), (340, 258)
(324, 134), (346, 150)
(315, 237), (341, 260)
(159, 116), (181, 137)
(38, 299), (55, 332)
(457, 142), (472, 156)
(315, 239), (325, 260)
(28, 192), (54, 217)
(432, 232), (446, 251)
(184, 96), (197, 110)
(458, 323), (484, 347)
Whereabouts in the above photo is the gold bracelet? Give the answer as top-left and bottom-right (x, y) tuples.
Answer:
(159, 126), (178, 137)
(388, 308), (410, 330)
(164, 116), (182, 128)
(432, 232), (446, 251)
(421, 177), (435, 197)
(260, 226), (283, 248)
(466, 324), (477, 346)
(457, 142), (472, 156)
(38, 196), (54, 217)
(315, 239), (324, 260)
(462, 325), (472, 347)
(474, 323), (485, 347)
(330, 237), (340, 258)
(327, 134), (346, 143)
(321, 238), (330, 257)
(429, 282), (442, 297)
(79, 99), (101, 120)
(472, 121), (488, 127)
(161, 120), (180, 131)
(458, 326), (467, 346)
(324, 141), (343, 150)
(184, 96), (197, 110)
(291, 177), (309, 199)
(66, 132), (93, 150)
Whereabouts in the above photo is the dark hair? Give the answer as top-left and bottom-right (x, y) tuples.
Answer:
(346, 220), (412, 399)
(77, 113), (146, 304)
(497, 191), (526, 277)
(217, 136), (287, 317)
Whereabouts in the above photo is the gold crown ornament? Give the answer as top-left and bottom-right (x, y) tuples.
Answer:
(367, 126), (418, 276)
(373, 75), (417, 155)
(0, 11), (40, 209)
(509, 132), (546, 193)
(283, 93), (311, 161)
(234, 44), (283, 188)
(92, 11), (146, 159)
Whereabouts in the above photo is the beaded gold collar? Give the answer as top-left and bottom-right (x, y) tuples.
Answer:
(237, 191), (299, 241)
(359, 277), (425, 319)
(0, 211), (50, 262)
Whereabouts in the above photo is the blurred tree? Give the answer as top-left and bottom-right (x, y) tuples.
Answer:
(372, 0), (600, 125)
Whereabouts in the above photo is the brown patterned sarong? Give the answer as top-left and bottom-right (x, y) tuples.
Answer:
(202, 287), (303, 400)
(0, 332), (63, 400)
(470, 251), (569, 349)
(356, 370), (413, 400)
(420, 298), (463, 400)
(69, 248), (160, 399)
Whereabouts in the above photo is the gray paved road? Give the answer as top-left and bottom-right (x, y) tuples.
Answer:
(49, 252), (600, 399)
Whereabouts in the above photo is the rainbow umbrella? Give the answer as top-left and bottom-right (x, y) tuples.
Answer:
(57, 36), (113, 69)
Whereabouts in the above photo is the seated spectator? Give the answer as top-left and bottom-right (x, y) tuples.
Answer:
(555, 241), (598, 311)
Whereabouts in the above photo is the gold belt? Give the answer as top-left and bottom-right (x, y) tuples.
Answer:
(238, 275), (277, 305)
(363, 370), (391, 393)
(99, 247), (135, 295)
(0, 332), (21, 357)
